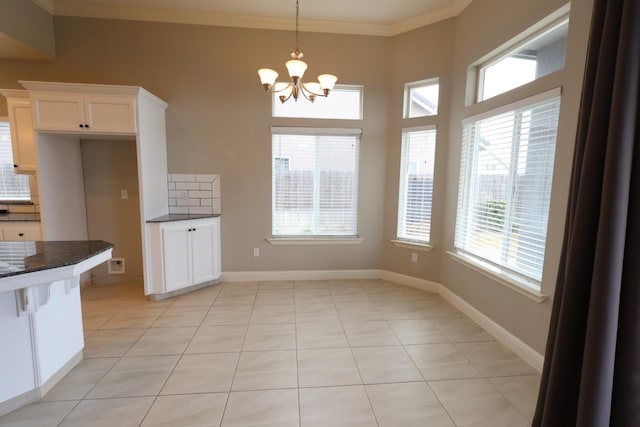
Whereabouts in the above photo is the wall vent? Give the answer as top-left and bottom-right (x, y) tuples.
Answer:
(107, 258), (125, 274)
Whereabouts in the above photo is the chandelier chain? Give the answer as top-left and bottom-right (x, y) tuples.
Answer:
(295, 0), (300, 52)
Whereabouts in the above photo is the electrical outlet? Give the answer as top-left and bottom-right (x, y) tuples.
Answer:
(254, 248), (260, 257)
(121, 189), (128, 199)
(411, 253), (418, 263)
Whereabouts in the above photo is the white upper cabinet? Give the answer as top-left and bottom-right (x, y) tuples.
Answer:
(1, 90), (37, 174)
(31, 93), (137, 134)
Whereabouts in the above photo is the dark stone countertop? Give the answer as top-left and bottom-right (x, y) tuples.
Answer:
(0, 213), (41, 222)
(0, 240), (114, 278)
(146, 213), (220, 223)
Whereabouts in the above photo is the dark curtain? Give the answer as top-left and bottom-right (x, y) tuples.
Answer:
(533, 0), (640, 425)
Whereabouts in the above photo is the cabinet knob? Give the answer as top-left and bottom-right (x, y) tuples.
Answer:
(18, 233), (24, 237)
(79, 124), (84, 128)
(85, 124), (90, 128)
(13, 164), (17, 168)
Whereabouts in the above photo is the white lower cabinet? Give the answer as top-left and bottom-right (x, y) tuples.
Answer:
(1, 223), (42, 241)
(149, 217), (221, 294)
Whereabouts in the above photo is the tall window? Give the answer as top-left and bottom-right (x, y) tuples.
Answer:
(0, 121), (30, 201)
(397, 126), (436, 244)
(272, 127), (360, 237)
(454, 89), (561, 286)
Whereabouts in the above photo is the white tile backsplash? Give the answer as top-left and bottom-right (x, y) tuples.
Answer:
(176, 182), (200, 190)
(168, 173), (220, 215)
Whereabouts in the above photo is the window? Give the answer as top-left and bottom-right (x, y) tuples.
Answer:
(0, 121), (31, 201)
(272, 127), (360, 237)
(477, 17), (569, 101)
(397, 126), (436, 244)
(454, 89), (561, 286)
(404, 79), (439, 118)
(272, 85), (363, 120)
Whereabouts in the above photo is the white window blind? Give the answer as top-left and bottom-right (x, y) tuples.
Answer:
(454, 91), (561, 284)
(0, 122), (31, 201)
(272, 127), (360, 237)
(397, 126), (436, 244)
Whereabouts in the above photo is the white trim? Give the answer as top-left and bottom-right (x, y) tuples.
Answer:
(462, 87), (562, 125)
(271, 126), (363, 136)
(39, 350), (82, 396)
(0, 389), (40, 417)
(32, 0), (54, 13)
(379, 270), (440, 293)
(447, 251), (548, 303)
(378, 270), (544, 372)
(221, 269), (379, 282)
(438, 284), (545, 372)
(218, 267), (544, 372)
(267, 237), (364, 245)
(390, 240), (434, 252)
(49, 0), (471, 37)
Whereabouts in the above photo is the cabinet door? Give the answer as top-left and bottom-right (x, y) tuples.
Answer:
(191, 221), (219, 284)
(2, 223), (42, 241)
(84, 95), (137, 134)
(162, 225), (192, 292)
(32, 94), (85, 132)
(7, 98), (37, 174)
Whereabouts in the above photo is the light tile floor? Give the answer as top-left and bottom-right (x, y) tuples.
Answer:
(0, 280), (541, 427)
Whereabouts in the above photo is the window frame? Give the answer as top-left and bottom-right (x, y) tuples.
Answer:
(0, 118), (31, 202)
(454, 87), (561, 293)
(270, 126), (362, 241)
(403, 78), (440, 119)
(271, 84), (364, 120)
(396, 125), (437, 246)
(467, 3), (571, 105)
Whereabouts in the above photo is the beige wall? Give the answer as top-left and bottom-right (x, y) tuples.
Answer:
(0, 0), (55, 59)
(81, 139), (143, 284)
(380, 19), (455, 280)
(437, 0), (594, 353)
(0, 0), (596, 353)
(0, 17), (391, 273)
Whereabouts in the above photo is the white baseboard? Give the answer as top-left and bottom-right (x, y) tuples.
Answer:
(438, 286), (544, 372)
(0, 389), (39, 417)
(218, 268), (544, 372)
(379, 270), (544, 372)
(221, 269), (380, 282)
(379, 270), (440, 293)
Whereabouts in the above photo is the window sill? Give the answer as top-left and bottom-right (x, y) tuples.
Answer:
(446, 250), (548, 303)
(0, 200), (34, 205)
(390, 240), (434, 252)
(267, 237), (364, 245)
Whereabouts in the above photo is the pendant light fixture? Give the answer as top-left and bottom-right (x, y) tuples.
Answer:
(258, 0), (338, 103)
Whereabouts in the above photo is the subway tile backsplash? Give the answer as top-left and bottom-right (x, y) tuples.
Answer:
(168, 174), (221, 215)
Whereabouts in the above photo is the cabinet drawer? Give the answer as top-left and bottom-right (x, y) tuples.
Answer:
(2, 224), (42, 240)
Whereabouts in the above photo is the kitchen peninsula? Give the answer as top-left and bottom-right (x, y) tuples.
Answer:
(0, 240), (113, 415)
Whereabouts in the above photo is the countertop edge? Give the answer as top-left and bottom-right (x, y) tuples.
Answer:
(146, 213), (221, 223)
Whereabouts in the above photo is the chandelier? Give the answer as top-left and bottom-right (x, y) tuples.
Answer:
(258, 0), (338, 103)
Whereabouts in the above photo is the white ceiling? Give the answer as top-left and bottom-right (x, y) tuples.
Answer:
(32, 0), (473, 36)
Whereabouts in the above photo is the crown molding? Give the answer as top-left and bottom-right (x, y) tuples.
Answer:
(32, 0), (54, 13)
(390, 0), (473, 35)
(49, 0), (471, 37)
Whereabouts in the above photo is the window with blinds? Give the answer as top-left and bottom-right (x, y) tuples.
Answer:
(0, 122), (31, 201)
(397, 126), (436, 244)
(454, 89), (561, 285)
(272, 127), (360, 237)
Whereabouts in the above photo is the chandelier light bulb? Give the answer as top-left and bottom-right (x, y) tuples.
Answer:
(257, 0), (337, 103)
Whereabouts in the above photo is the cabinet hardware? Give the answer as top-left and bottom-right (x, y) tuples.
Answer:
(18, 233), (24, 237)
(79, 124), (84, 128)
(13, 164), (17, 168)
